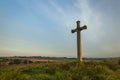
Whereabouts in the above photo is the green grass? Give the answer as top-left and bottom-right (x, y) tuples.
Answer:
(0, 60), (120, 80)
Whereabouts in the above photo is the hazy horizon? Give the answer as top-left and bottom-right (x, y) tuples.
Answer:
(0, 0), (120, 58)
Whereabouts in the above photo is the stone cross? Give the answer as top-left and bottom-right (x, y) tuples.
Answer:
(71, 20), (87, 62)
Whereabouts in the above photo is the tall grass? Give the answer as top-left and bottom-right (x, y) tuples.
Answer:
(0, 60), (120, 80)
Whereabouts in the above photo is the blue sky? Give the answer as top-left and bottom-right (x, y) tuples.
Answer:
(0, 0), (120, 58)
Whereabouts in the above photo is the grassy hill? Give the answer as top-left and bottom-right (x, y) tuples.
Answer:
(0, 59), (120, 80)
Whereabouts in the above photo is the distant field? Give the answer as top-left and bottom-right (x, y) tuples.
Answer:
(0, 59), (120, 80)
(0, 57), (76, 66)
(12, 57), (62, 63)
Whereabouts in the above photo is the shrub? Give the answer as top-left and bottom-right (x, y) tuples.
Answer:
(0, 69), (25, 80)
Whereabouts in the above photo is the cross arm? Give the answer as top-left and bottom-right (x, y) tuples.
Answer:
(80, 25), (87, 31)
(71, 28), (77, 33)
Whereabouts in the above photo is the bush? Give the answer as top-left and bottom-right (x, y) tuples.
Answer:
(0, 69), (25, 80)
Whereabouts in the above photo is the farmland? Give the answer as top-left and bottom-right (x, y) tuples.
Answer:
(0, 57), (120, 80)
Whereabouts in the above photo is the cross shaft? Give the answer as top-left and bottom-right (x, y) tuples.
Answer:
(71, 21), (87, 62)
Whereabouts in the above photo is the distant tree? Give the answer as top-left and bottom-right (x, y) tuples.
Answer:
(13, 59), (21, 64)
(22, 60), (33, 64)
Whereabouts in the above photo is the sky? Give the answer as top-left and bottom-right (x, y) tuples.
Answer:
(0, 0), (120, 58)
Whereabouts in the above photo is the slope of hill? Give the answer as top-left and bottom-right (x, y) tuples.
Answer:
(0, 59), (120, 80)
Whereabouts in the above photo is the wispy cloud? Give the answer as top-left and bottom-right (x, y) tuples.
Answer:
(0, 0), (120, 57)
